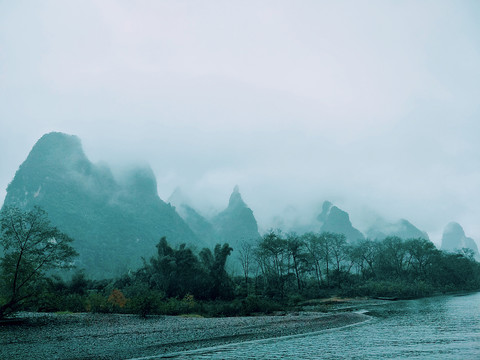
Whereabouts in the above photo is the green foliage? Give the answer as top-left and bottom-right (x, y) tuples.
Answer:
(86, 293), (109, 313)
(199, 243), (234, 299)
(4, 227), (479, 318)
(63, 294), (87, 312)
(129, 293), (161, 318)
(0, 206), (78, 318)
(69, 272), (89, 295)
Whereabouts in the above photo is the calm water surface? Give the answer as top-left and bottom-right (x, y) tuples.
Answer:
(163, 292), (480, 359)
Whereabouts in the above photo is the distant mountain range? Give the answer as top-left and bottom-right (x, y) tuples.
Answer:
(2, 132), (478, 277)
(365, 218), (430, 241)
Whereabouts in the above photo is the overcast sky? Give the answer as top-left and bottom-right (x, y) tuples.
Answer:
(1, 1), (480, 245)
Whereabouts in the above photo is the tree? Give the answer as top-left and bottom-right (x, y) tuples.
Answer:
(303, 232), (324, 289)
(376, 236), (408, 279)
(199, 243), (233, 299)
(238, 241), (252, 296)
(0, 206), (78, 318)
(149, 238), (206, 298)
(317, 232), (333, 285)
(329, 233), (348, 273)
(403, 238), (438, 278)
(286, 233), (305, 291)
(256, 231), (289, 298)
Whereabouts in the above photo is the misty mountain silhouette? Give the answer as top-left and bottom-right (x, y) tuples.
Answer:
(317, 201), (365, 242)
(2, 132), (200, 278)
(168, 188), (217, 245)
(212, 185), (261, 250)
(168, 185), (261, 274)
(366, 218), (429, 241)
(5, 133), (478, 278)
(441, 222), (479, 258)
(170, 186), (261, 257)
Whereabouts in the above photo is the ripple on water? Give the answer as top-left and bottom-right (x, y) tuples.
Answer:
(139, 293), (480, 359)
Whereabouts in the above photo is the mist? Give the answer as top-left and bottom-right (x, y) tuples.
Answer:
(1, 1), (480, 246)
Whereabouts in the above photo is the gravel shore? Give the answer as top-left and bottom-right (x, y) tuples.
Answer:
(0, 311), (370, 359)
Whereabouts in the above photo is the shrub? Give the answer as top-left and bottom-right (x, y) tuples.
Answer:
(128, 291), (164, 318)
(108, 289), (128, 311)
(86, 293), (109, 313)
(64, 294), (87, 312)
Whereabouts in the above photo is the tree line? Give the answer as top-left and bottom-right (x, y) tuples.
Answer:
(241, 231), (480, 300)
(1, 206), (479, 319)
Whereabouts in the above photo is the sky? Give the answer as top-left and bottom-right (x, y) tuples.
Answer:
(1, 0), (480, 245)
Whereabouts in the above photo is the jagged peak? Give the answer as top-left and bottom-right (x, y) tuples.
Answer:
(322, 200), (333, 214)
(228, 185), (246, 208)
(318, 200), (341, 222)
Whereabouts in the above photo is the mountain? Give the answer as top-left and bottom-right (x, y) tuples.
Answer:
(168, 186), (260, 272)
(212, 186), (261, 251)
(317, 201), (365, 242)
(366, 218), (429, 241)
(2, 132), (200, 278)
(168, 188), (217, 245)
(441, 222), (479, 258)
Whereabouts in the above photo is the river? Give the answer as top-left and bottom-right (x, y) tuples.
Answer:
(161, 292), (480, 359)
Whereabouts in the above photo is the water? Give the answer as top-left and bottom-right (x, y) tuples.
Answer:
(158, 292), (480, 359)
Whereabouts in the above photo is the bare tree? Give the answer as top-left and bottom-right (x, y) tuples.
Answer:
(238, 241), (252, 295)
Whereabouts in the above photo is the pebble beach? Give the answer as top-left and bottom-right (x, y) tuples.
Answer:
(0, 311), (370, 359)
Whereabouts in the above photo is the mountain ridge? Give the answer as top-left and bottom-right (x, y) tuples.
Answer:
(2, 132), (200, 278)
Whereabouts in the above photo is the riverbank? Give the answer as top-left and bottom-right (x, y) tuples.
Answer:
(0, 310), (370, 360)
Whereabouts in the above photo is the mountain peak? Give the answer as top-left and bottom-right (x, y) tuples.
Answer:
(317, 201), (364, 243)
(228, 185), (246, 208)
(444, 222), (465, 236)
(3, 133), (199, 277)
(441, 222), (479, 258)
(38, 131), (81, 147)
(28, 132), (86, 165)
(365, 217), (430, 241)
(321, 201), (333, 216)
(123, 165), (158, 198)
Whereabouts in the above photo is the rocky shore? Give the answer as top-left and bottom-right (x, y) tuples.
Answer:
(0, 310), (370, 359)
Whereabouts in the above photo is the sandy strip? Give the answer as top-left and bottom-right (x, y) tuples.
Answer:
(0, 311), (370, 360)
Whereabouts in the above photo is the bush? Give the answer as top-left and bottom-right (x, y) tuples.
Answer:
(64, 294), (87, 312)
(108, 289), (128, 311)
(86, 293), (109, 313)
(127, 291), (165, 317)
(159, 295), (200, 316)
(34, 291), (63, 312)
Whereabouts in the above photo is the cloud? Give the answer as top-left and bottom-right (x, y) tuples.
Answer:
(1, 0), (480, 244)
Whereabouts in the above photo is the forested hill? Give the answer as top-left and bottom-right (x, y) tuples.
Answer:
(2, 132), (200, 278)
